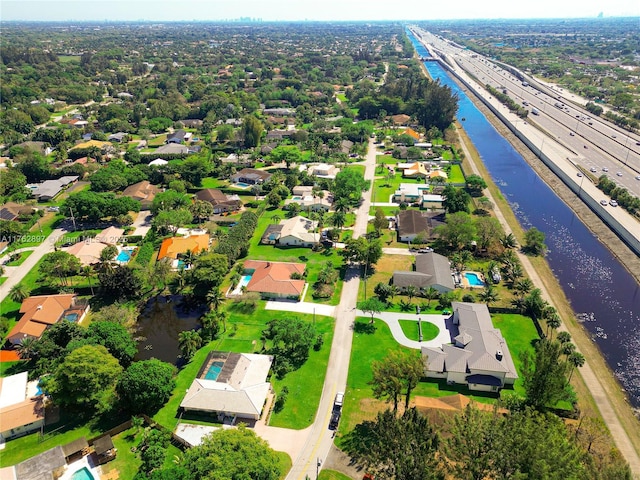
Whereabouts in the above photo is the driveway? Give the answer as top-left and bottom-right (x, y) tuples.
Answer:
(265, 300), (335, 318)
(131, 210), (152, 237)
(356, 311), (450, 349)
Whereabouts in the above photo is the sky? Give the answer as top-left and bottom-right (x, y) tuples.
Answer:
(2, 0), (639, 22)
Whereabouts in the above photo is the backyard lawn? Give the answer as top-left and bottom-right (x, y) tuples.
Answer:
(154, 303), (334, 431)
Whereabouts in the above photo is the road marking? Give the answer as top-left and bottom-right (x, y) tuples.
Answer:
(295, 386), (335, 480)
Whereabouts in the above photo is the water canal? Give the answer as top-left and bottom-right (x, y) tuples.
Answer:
(407, 31), (640, 407)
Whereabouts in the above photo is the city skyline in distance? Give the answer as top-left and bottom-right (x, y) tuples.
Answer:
(2, 0), (639, 22)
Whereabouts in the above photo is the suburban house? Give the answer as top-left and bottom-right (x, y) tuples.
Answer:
(285, 186), (332, 212)
(94, 226), (124, 245)
(7, 294), (90, 345)
(27, 176), (79, 202)
(158, 234), (210, 264)
(70, 140), (112, 152)
(0, 202), (34, 221)
(107, 132), (127, 142)
(402, 162), (430, 179)
(230, 168), (272, 186)
(393, 252), (454, 293)
(260, 216), (318, 247)
(121, 180), (159, 208)
(309, 163), (339, 179)
(340, 139), (354, 154)
(421, 194), (444, 210)
(421, 302), (518, 392)
(65, 241), (108, 267)
(396, 209), (445, 243)
(154, 144), (189, 155)
(194, 189), (241, 214)
(167, 129), (188, 144)
(178, 119), (203, 129)
(399, 127), (421, 141)
(266, 129), (294, 142)
(393, 183), (430, 204)
(390, 113), (411, 125)
(243, 260), (306, 299)
(180, 351), (273, 422)
(0, 372), (45, 441)
(263, 107), (295, 116)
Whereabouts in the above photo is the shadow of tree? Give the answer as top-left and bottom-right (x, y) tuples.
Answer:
(353, 321), (376, 334)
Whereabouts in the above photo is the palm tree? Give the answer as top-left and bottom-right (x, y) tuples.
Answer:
(270, 214), (282, 224)
(406, 285), (417, 303)
(513, 278), (533, 298)
(557, 331), (572, 344)
(216, 310), (228, 334)
(423, 287), (439, 307)
(334, 198), (350, 214)
(567, 352), (586, 382)
(478, 285), (499, 306)
(330, 211), (346, 231)
(206, 288), (225, 313)
(16, 337), (36, 360)
(9, 283), (30, 303)
(81, 266), (95, 296)
(562, 342), (576, 357)
(200, 311), (220, 343)
(546, 314), (562, 338)
(178, 330), (202, 361)
(153, 260), (172, 294)
(182, 249), (197, 268)
(500, 232), (518, 249)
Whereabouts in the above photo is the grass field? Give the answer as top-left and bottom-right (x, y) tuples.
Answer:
(448, 163), (466, 183)
(319, 470), (352, 480)
(5, 250), (34, 266)
(399, 319), (439, 341)
(200, 177), (229, 189)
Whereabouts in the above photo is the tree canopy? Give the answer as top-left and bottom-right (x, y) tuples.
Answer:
(117, 359), (176, 414)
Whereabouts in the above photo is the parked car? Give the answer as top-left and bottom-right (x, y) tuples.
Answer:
(329, 392), (344, 430)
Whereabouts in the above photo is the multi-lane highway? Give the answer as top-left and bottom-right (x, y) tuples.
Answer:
(413, 28), (640, 196)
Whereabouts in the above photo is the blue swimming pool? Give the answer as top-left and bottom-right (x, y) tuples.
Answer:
(64, 313), (79, 322)
(116, 249), (132, 262)
(205, 361), (224, 381)
(239, 275), (252, 287)
(70, 467), (96, 480)
(235, 182), (251, 188)
(464, 272), (485, 287)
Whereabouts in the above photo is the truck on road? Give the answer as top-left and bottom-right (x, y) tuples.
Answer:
(329, 392), (344, 430)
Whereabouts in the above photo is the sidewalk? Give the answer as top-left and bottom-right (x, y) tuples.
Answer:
(356, 311), (450, 349)
(265, 301), (335, 318)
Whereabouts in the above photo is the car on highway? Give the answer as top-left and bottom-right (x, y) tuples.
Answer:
(610, 200), (618, 207)
(612, 134), (617, 138)
(636, 176), (640, 181)
(616, 172), (623, 177)
(602, 167), (609, 172)
(576, 172), (583, 177)
(590, 167), (597, 173)
(600, 200), (608, 206)
(583, 145), (588, 149)
(570, 132), (575, 136)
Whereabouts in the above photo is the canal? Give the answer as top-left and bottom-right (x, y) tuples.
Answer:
(407, 31), (640, 407)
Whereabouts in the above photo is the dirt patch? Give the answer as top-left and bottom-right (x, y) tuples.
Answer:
(364, 254), (413, 299)
(324, 444), (364, 480)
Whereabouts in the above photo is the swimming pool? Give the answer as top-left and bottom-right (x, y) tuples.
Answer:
(205, 361), (224, 381)
(239, 275), (252, 288)
(70, 467), (96, 480)
(116, 249), (132, 262)
(464, 272), (485, 287)
(64, 313), (79, 322)
(235, 182), (251, 188)
(291, 196), (302, 201)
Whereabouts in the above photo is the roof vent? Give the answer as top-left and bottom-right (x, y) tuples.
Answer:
(37, 305), (43, 310)
(496, 350), (503, 360)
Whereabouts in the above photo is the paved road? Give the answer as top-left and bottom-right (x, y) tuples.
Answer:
(455, 118), (640, 476)
(0, 227), (67, 304)
(284, 138), (377, 480)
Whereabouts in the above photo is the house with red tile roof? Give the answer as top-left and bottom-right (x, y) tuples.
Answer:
(7, 294), (89, 345)
(243, 260), (306, 299)
(158, 234), (210, 262)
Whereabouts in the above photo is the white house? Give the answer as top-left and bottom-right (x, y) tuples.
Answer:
(278, 216), (318, 247)
(0, 372), (45, 441)
(422, 302), (518, 392)
(181, 352), (273, 422)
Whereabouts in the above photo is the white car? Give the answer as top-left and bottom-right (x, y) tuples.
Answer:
(616, 172), (623, 177)
(602, 167), (609, 172)
(590, 167), (597, 173)
(610, 200), (618, 207)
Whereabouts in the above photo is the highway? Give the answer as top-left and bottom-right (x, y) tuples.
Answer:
(413, 28), (640, 197)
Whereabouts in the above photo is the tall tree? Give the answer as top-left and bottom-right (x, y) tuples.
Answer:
(521, 338), (571, 410)
(117, 359), (176, 414)
(344, 408), (442, 480)
(178, 330), (202, 361)
(241, 115), (263, 148)
(9, 283), (30, 303)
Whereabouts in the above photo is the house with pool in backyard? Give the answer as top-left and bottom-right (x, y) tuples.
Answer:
(422, 302), (518, 392)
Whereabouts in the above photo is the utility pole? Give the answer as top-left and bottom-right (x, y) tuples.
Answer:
(69, 206), (77, 232)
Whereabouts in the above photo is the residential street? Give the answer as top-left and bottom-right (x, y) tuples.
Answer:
(284, 138), (377, 480)
(0, 227), (68, 304)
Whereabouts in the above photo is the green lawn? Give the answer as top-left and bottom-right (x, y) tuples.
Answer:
(0, 409), (128, 467)
(398, 319), (439, 342)
(336, 93), (348, 103)
(0, 277), (7, 286)
(148, 134), (168, 146)
(375, 154), (397, 165)
(372, 173), (426, 204)
(319, 470), (352, 480)
(448, 163), (466, 183)
(0, 361), (26, 377)
(200, 177), (229, 189)
(10, 214), (64, 249)
(369, 206), (400, 216)
(154, 304), (334, 431)
(6, 250), (34, 266)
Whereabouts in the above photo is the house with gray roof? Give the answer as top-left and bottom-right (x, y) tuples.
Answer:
(396, 210), (445, 243)
(421, 302), (518, 392)
(28, 176), (78, 201)
(180, 351), (273, 422)
(393, 251), (454, 293)
(230, 168), (272, 185)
